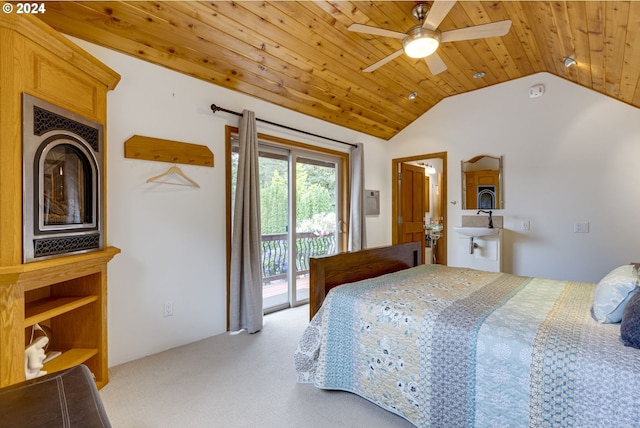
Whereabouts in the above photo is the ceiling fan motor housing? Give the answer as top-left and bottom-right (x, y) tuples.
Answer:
(412, 3), (431, 22)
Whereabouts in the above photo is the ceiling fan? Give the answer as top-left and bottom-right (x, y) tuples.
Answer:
(348, 1), (512, 75)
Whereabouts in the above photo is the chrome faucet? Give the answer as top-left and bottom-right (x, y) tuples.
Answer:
(477, 210), (494, 228)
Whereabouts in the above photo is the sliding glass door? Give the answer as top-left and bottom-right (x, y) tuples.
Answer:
(293, 154), (339, 305)
(230, 137), (344, 313)
(258, 148), (291, 311)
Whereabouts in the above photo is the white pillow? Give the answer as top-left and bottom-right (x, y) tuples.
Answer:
(591, 264), (639, 323)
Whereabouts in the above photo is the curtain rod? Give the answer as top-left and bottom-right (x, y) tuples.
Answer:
(210, 104), (357, 148)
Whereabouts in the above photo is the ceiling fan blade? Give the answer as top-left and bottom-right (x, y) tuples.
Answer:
(348, 23), (406, 40)
(425, 53), (448, 75)
(363, 49), (404, 72)
(422, 1), (457, 31)
(440, 20), (512, 43)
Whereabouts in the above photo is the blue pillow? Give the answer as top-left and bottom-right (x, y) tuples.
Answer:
(591, 264), (639, 323)
(620, 291), (640, 349)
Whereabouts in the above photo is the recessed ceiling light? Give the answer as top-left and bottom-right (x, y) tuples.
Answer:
(408, 91), (418, 100)
(473, 71), (486, 79)
(562, 57), (577, 68)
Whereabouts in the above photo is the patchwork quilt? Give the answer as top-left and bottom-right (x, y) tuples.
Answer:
(294, 264), (640, 427)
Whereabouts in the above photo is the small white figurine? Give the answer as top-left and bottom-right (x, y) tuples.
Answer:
(24, 336), (49, 380)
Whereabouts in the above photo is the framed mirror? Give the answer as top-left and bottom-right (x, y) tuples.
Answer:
(461, 155), (503, 209)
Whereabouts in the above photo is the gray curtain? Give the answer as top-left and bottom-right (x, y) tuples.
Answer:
(229, 110), (263, 333)
(348, 142), (367, 251)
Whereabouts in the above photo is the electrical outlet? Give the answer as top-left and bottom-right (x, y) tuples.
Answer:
(163, 301), (174, 317)
(574, 221), (589, 233)
(521, 220), (530, 231)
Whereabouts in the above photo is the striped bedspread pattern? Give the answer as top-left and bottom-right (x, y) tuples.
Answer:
(294, 264), (640, 427)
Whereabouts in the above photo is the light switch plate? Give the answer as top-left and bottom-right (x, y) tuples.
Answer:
(574, 221), (589, 233)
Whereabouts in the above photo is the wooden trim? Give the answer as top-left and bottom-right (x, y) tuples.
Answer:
(0, 247), (120, 291)
(124, 135), (214, 167)
(0, 15), (120, 90)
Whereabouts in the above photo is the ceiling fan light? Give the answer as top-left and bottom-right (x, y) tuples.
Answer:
(403, 28), (440, 58)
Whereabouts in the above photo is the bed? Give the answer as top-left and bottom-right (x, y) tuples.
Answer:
(294, 243), (640, 428)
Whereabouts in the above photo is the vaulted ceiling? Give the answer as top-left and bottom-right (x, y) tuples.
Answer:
(38, 1), (640, 140)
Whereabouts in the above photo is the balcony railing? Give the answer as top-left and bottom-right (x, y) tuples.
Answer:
(261, 232), (335, 284)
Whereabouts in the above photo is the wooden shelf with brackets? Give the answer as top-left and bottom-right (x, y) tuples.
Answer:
(124, 135), (214, 167)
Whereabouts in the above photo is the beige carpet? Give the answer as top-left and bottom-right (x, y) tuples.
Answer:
(99, 304), (414, 427)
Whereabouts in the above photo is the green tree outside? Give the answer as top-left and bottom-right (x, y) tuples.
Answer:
(232, 151), (337, 236)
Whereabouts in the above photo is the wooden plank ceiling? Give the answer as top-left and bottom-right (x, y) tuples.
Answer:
(37, 1), (640, 140)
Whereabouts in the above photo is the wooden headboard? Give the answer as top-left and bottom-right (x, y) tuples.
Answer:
(308, 242), (423, 319)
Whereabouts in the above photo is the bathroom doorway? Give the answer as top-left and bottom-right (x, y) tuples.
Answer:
(392, 152), (447, 265)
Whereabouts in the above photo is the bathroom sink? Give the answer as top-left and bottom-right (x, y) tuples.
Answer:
(453, 226), (500, 238)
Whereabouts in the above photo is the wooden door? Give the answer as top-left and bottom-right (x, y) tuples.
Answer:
(398, 163), (425, 262)
(435, 172), (445, 263)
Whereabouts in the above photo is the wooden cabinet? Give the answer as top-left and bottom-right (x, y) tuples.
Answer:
(1, 248), (119, 388)
(0, 15), (120, 388)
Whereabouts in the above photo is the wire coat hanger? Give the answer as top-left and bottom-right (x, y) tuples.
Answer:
(146, 164), (200, 188)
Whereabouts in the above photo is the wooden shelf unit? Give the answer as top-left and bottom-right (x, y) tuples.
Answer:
(0, 15), (120, 389)
(23, 283), (102, 383)
(25, 296), (98, 327)
(1, 247), (120, 389)
(44, 348), (99, 374)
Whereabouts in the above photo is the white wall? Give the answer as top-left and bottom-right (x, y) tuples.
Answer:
(69, 38), (389, 366)
(72, 33), (640, 366)
(390, 72), (640, 283)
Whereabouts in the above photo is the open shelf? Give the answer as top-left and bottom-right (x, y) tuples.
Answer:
(43, 348), (98, 374)
(24, 295), (98, 327)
